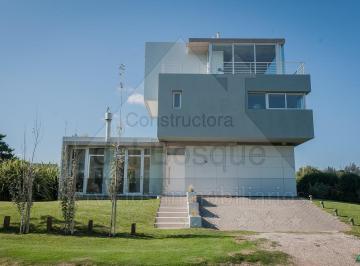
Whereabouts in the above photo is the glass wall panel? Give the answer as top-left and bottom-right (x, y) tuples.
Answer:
(212, 44), (232, 61)
(255, 45), (276, 74)
(234, 45), (254, 73)
(212, 44), (233, 73)
(143, 156), (150, 194)
(87, 155), (104, 193)
(74, 149), (85, 192)
(248, 93), (266, 109)
(127, 152), (141, 193)
(268, 94), (286, 108)
(286, 94), (304, 109)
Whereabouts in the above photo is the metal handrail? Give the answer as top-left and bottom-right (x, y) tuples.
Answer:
(160, 61), (305, 75)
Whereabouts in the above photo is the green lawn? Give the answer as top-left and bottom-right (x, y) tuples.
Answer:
(314, 199), (360, 237)
(0, 200), (289, 265)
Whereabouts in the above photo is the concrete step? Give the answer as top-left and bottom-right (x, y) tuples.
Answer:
(158, 207), (188, 212)
(155, 223), (189, 229)
(156, 217), (188, 223)
(160, 197), (187, 205)
(160, 203), (187, 208)
(157, 211), (188, 217)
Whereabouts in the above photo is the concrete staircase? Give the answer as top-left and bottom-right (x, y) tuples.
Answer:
(155, 196), (189, 229)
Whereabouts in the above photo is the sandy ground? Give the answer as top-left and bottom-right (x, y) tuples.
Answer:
(251, 232), (360, 266)
(200, 197), (360, 265)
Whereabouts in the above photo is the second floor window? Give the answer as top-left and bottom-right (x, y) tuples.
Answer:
(173, 91), (182, 109)
(248, 93), (266, 109)
(248, 92), (305, 110)
(268, 93), (286, 109)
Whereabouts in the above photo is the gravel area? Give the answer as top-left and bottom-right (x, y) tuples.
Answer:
(200, 197), (360, 265)
(251, 232), (360, 266)
(200, 197), (349, 232)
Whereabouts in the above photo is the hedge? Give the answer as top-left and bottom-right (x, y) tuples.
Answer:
(297, 166), (360, 203)
(0, 159), (59, 201)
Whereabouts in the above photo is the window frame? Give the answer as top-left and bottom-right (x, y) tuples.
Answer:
(172, 90), (182, 109)
(247, 92), (306, 110)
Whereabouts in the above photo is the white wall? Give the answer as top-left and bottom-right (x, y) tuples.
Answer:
(184, 145), (296, 196)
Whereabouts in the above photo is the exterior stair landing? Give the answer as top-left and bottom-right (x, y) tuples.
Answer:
(155, 196), (189, 229)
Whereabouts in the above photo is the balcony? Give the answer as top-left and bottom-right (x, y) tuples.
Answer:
(160, 61), (305, 75)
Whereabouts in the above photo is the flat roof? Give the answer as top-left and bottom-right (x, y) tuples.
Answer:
(63, 136), (162, 147)
(188, 38), (285, 44)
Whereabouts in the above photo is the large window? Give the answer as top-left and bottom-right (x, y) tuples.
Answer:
(86, 148), (104, 194)
(127, 149), (141, 193)
(248, 93), (266, 109)
(73, 149), (85, 192)
(248, 93), (305, 110)
(211, 43), (277, 74)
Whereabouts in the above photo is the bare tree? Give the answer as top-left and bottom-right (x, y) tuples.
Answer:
(60, 146), (78, 235)
(108, 64), (126, 237)
(108, 145), (124, 236)
(9, 118), (41, 234)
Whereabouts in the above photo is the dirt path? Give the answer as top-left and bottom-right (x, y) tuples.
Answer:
(252, 232), (360, 266)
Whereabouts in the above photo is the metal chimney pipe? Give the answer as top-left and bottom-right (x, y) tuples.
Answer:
(105, 108), (112, 141)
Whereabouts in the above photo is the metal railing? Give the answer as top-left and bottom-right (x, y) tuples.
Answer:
(160, 61), (305, 75)
(222, 61), (305, 74)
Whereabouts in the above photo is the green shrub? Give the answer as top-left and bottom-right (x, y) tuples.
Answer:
(308, 182), (331, 199)
(0, 159), (59, 201)
(296, 165), (360, 203)
(336, 173), (360, 202)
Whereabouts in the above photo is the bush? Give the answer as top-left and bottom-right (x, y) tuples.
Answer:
(296, 165), (360, 203)
(0, 159), (59, 201)
(336, 173), (360, 203)
(308, 182), (331, 199)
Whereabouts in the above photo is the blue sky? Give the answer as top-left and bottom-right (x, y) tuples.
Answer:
(1, 0), (360, 169)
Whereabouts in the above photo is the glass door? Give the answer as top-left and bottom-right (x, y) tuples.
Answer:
(126, 149), (142, 194)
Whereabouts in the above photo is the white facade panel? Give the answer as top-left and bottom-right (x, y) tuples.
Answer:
(182, 145), (296, 196)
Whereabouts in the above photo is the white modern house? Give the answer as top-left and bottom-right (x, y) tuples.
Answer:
(60, 36), (314, 198)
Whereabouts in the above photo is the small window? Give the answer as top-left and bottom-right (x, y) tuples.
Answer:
(248, 93), (266, 109)
(268, 94), (286, 109)
(286, 94), (304, 109)
(173, 91), (181, 109)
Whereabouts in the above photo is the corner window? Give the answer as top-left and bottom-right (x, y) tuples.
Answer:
(247, 92), (306, 110)
(173, 91), (182, 109)
(268, 93), (286, 109)
(286, 94), (304, 109)
(248, 93), (266, 109)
